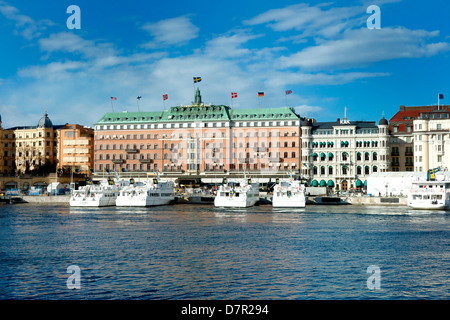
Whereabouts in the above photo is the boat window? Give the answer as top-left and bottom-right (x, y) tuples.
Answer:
(412, 195), (422, 200)
(235, 193), (240, 197)
(423, 195), (430, 199)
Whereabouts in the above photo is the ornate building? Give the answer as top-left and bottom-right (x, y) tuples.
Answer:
(0, 110), (63, 175)
(301, 115), (390, 192)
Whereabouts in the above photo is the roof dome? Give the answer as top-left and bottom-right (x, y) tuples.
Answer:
(378, 117), (388, 125)
(37, 111), (53, 128)
(302, 118), (312, 126)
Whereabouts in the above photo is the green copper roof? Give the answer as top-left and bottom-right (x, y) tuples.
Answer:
(95, 90), (301, 125)
(95, 111), (164, 125)
(230, 106), (300, 121)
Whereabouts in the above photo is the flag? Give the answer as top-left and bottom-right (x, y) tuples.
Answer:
(110, 97), (117, 101)
(285, 90), (292, 95)
(90, 168), (94, 174)
(120, 168), (125, 172)
(163, 94), (168, 101)
(258, 92), (264, 97)
(439, 93), (444, 99)
(137, 96), (142, 100)
(193, 77), (202, 83)
(231, 92), (237, 99)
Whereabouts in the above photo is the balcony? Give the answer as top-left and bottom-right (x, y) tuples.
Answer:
(125, 149), (139, 154)
(139, 159), (153, 163)
(391, 162), (400, 167)
(253, 147), (267, 152)
(112, 159), (125, 164)
(405, 162), (413, 167)
(391, 151), (399, 156)
(405, 151), (413, 156)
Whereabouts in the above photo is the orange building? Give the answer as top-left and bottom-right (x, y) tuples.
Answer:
(93, 89), (302, 177)
(58, 124), (94, 174)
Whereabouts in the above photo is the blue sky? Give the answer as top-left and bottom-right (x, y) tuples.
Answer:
(0, 0), (449, 128)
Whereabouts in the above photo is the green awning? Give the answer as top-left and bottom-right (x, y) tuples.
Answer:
(328, 180), (335, 187)
(345, 141), (349, 146)
(364, 180), (368, 186)
(320, 180), (326, 187)
(312, 153), (318, 157)
(320, 152), (326, 158)
(328, 152), (333, 157)
(312, 180), (318, 187)
(356, 179), (363, 187)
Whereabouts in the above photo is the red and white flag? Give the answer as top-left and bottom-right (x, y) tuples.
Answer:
(231, 92), (238, 99)
(163, 94), (168, 101)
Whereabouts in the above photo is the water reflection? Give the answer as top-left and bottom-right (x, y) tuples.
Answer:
(0, 203), (449, 299)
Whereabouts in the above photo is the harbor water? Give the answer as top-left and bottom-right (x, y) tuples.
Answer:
(0, 203), (448, 300)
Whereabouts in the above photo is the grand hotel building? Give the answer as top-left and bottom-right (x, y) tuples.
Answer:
(94, 89), (302, 179)
(93, 89), (390, 191)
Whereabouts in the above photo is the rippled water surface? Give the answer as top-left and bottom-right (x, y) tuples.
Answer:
(0, 203), (448, 299)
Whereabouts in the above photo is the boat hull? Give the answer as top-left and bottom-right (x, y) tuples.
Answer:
(116, 196), (174, 207)
(272, 197), (306, 208)
(214, 197), (257, 207)
(69, 197), (116, 207)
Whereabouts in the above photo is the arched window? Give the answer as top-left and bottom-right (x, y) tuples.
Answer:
(357, 166), (362, 175)
(342, 166), (348, 175)
(342, 152), (348, 161)
(320, 166), (325, 175)
(373, 152), (378, 161)
(328, 166), (333, 175)
(365, 166), (370, 175)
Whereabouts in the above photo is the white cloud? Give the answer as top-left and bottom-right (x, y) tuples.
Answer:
(245, 3), (363, 39)
(0, 0), (53, 39)
(278, 27), (450, 70)
(141, 16), (199, 48)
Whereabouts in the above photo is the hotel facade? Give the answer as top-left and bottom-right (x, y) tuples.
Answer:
(93, 89), (302, 179)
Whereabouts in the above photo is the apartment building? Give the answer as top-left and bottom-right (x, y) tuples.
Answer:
(58, 124), (94, 174)
(413, 108), (450, 172)
(389, 104), (449, 172)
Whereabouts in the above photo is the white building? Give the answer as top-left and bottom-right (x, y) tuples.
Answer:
(413, 109), (450, 172)
(301, 115), (390, 192)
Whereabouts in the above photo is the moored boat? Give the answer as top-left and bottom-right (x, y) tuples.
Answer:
(115, 178), (175, 207)
(407, 172), (450, 210)
(214, 177), (259, 207)
(272, 178), (306, 208)
(69, 178), (127, 207)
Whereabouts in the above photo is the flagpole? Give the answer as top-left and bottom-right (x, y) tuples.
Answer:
(137, 98), (140, 112)
(438, 93), (440, 110)
(110, 100), (114, 112)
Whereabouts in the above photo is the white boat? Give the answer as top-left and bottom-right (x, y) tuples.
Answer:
(70, 178), (127, 207)
(407, 174), (450, 210)
(115, 178), (175, 207)
(272, 178), (306, 207)
(214, 177), (259, 207)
